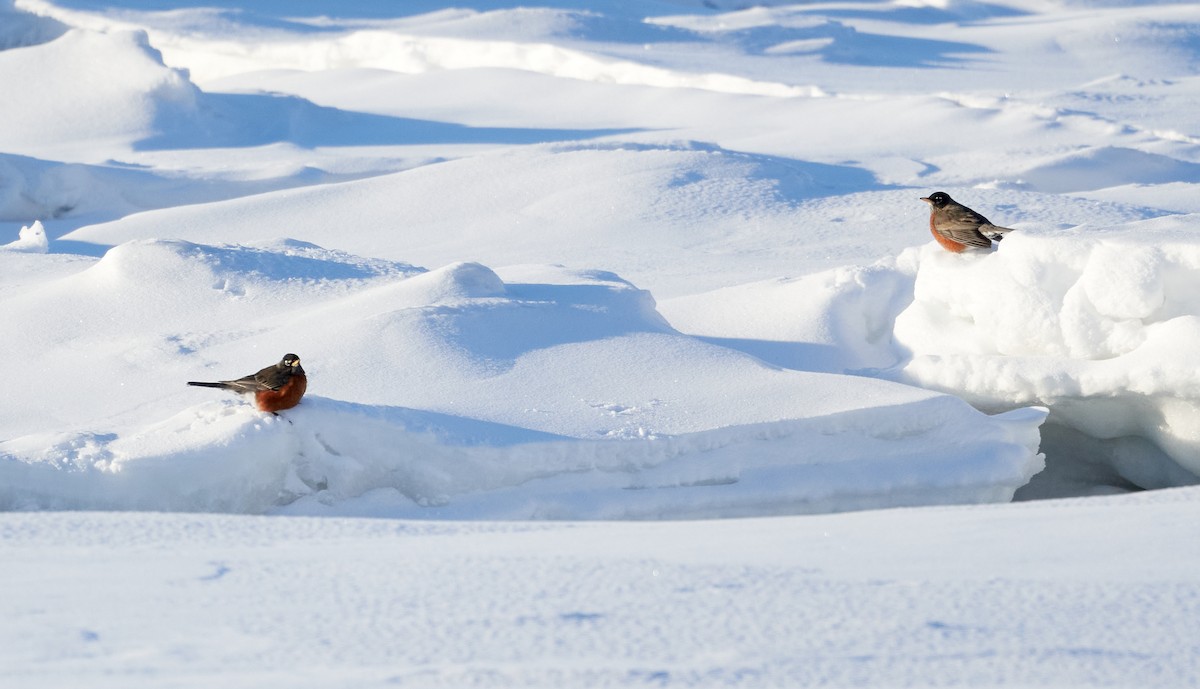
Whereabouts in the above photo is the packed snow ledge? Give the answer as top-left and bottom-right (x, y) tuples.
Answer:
(666, 213), (1200, 498)
(7, 211), (1200, 517)
(0, 232), (1052, 518)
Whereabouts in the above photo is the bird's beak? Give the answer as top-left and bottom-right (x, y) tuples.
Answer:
(920, 197), (932, 203)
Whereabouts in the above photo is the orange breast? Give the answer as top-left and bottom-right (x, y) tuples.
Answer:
(931, 217), (968, 253)
(254, 375), (307, 412)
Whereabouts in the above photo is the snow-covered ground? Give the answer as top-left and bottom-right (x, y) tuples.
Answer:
(2, 0), (1199, 685)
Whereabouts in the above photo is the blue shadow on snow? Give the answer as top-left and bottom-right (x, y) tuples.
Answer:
(138, 92), (641, 151)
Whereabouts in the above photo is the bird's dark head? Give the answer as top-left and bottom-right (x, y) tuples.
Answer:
(280, 353), (303, 371)
(920, 191), (952, 209)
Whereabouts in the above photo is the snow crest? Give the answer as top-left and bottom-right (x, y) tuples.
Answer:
(893, 216), (1200, 489)
(0, 394), (1046, 519)
(0, 236), (1046, 518)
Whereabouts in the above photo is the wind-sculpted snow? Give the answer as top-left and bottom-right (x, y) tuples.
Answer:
(894, 216), (1200, 493)
(0, 237), (1046, 518)
(0, 28), (198, 157)
(0, 394), (1045, 519)
(6, 0), (1200, 685)
(64, 142), (889, 296)
(666, 215), (1200, 495)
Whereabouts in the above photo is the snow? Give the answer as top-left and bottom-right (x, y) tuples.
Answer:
(2, 0), (1200, 685)
(5, 497), (1200, 687)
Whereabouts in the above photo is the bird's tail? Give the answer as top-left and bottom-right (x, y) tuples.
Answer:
(982, 224), (1013, 241)
(187, 381), (229, 389)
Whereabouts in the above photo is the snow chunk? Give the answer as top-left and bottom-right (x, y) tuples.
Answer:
(0, 220), (48, 253)
(665, 214), (1200, 494)
(893, 216), (1200, 487)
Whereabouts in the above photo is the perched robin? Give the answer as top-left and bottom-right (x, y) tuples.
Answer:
(921, 191), (1013, 253)
(188, 353), (307, 413)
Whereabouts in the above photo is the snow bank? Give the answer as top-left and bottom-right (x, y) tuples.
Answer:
(0, 151), (372, 226)
(0, 238), (419, 434)
(0, 237), (1046, 518)
(1015, 146), (1200, 194)
(16, 0), (822, 95)
(0, 392), (1046, 519)
(0, 28), (199, 157)
(894, 215), (1200, 490)
(164, 27), (819, 96)
(0, 0), (65, 50)
(666, 213), (1200, 494)
(65, 142), (890, 297)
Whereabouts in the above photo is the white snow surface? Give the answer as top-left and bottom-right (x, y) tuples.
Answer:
(2, 0), (1200, 685)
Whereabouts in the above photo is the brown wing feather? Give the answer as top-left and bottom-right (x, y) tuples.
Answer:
(933, 203), (997, 249)
(253, 365), (290, 391)
(942, 203), (993, 227)
(939, 226), (994, 249)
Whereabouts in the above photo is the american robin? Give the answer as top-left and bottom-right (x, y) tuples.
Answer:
(920, 191), (1013, 253)
(188, 353), (307, 413)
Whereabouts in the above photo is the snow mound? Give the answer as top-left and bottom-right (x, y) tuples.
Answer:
(0, 239), (1046, 518)
(0, 153), (127, 222)
(894, 216), (1200, 490)
(0, 28), (199, 156)
(665, 213), (1200, 494)
(0, 395), (1046, 519)
(65, 142), (879, 296)
(1017, 146), (1200, 194)
(0, 0), (67, 50)
(19, 3), (822, 96)
(0, 238), (421, 434)
(662, 261), (915, 374)
(79, 238), (422, 311)
(0, 220), (48, 253)
(0, 20), (494, 161)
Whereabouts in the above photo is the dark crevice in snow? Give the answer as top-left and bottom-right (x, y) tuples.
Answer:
(1016, 421), (1200, 501)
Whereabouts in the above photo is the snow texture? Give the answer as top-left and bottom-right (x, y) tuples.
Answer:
(2, 0), (1200, 686)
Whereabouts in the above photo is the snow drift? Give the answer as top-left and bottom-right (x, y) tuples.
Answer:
(894, 216), (1200, 493)
(1, 392), (1046, 519)
(0, 28), (199, 157)
(666, 213), (1200, 495)
(0, 235), (1047, 518)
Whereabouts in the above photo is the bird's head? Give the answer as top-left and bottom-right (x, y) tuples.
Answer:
(280, 353), (302, 371)
(920, 191), (952, 209)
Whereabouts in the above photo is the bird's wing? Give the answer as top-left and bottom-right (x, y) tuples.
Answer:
(939, 226), (995, 249)
(943, 204), (993, 227)
(216, 371), (274, 393)
(253, 367), (289, 391)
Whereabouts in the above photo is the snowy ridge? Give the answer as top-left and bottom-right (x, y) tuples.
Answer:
(0, 234), (1046, 518)
(1, 394), (1045, 519)
(15, 0), (824, 96)
(895, 215), (1200, 492)
(667, 214), (1200, 495)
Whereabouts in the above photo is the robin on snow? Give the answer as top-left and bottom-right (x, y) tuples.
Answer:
(921, 191), (1013, 253)
(188, 353), (307, 413)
